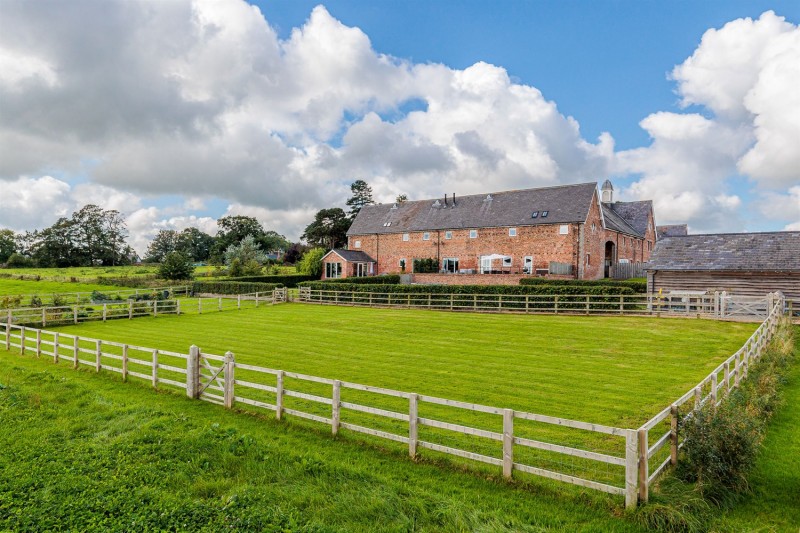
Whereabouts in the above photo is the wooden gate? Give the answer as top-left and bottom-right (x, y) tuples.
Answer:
(197, 351), (227, 405)
(720, 295), (769, 319)
(273, 287), (288, 303)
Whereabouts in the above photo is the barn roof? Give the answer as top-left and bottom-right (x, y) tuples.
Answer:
(602, 200), (653, 237)
(347, 182), (598, 236)
(600, 204), (641, 237)
(323, 249), (376, 263)
(647, 232), (800, 272)
(657, 224), (689, 239)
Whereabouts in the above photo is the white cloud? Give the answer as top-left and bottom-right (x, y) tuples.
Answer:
(0, 176), (72, 230)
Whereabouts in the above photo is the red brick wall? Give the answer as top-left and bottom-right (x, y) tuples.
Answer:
(349, 223), (580, 278)
(582, 193), (605, 280)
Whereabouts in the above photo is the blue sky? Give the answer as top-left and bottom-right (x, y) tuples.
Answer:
(1, 0), (798, 251)
(258, 0), (799, 149)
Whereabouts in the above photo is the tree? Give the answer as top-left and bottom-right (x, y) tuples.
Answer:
(224, 235), (268, 266)
(346, 180), (375, 220)
(212, 216), (265, 260)
(396, 194), (408, 204)
(157, 252), (195, 280)
(260, 230), (291, 253)
(144, 230), (179, 263)
(301, 208), (350, 249)
(283, 242), (308, 265)
(175, 227), (215, 262)
(0, 229), (16, 263)
(296, 247), (325, 278)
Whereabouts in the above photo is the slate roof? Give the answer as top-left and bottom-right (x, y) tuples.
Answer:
(657, 224), (688, 239)
(348, 182), (598, 236)
(600, 204), (641, 236)
(325, 249), (376, 262)
(647, 232), (800, 272)
(602, 200), (653, 237)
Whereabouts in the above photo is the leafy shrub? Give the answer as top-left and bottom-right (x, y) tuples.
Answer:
(6, 253), (32, 268)
(296, 248), (325, 278)
(519, 277), (647, 293)
(413, 258), (438, 273)
(158, 252), (195, 281)
(28, 295), (42, 308)
(675, 319), (794, 503)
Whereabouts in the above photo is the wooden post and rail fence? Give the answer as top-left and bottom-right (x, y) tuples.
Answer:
(0, 292), (785, 508)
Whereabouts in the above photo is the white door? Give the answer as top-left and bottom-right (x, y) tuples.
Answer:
(523, 256), (533, 274)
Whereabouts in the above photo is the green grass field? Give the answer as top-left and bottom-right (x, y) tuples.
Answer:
(50, 304), (755, 429)
(0, 265), (159, 281)
(0, 279), (133, 299)
(1, 304), (795, 531)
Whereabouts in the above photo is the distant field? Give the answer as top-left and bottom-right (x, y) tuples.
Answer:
(0, 279), (132, 299)
(0, 265), (159, 281)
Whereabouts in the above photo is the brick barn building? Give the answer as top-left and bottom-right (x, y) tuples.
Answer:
(326, 181), (657, 281)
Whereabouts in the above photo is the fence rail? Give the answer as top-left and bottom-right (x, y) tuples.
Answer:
(0, 290), (785, 508)
(0, 285), (193, 309)
(297, 287), (732, 318)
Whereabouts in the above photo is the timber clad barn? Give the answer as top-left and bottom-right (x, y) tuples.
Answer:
(328, 181), (657, 281)
(647, 231), (800, 298)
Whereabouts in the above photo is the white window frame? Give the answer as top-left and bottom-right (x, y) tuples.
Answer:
(523, 256), (533, 274)
(422, 232), (430, 241)
(509, 227), (517, 237)
(442, 257), (459, 273)
(325, 262), (342, 279)
(399, 258), (407, 270)
(354, 240), (361, 248)
(445, 231), (453, 240)
(469, 229), (478, 239)
(402, 233), (410, 242)
(559, 225), (569, 235)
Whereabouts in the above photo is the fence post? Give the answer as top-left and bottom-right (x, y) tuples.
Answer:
(53, 332), (59, 363)
(670, 404), (678, 465)
(36, 329), (41, 358)
(187, 345), (200, 399)
(154, 300), (158, 317)
(128, 300), (133, 319)
(585, 295), (590, 315)
(73, 336), (78, 369)
(95, 340), (102, 372)
(619, 295), (624, 314)
(332, 380), (341, 435)
(73, 306), (78, 324)
(224, 351), (235, 409)
(625, 429), (638, 509)
(20, 326), (25, 355)
(103, 304), (107, 322)
(42, 308), (46, 328)
(276, 370), (284, 420)
(711, 374), (718, 406)
(122, 344), (128, 381)
(255, 292), (259, 307)
(720, 291), (727, 318)
(198, 298), (202, 314)
(176, 300), (181, 315)
(152, 349), (158, 388)
(503, 409), (514, 480)
(694, 386), (702, 411)
(409, 393), (419, 459)
(4, 311), (10, 350)
(554, 295), (559, 314)
(218, 297), (222, 311)
(638, 428), (649, 502)
(237, 295), (241, 310)
(725, 361), (731, 391)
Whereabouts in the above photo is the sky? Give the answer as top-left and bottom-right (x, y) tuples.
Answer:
(1, 0), (799, 255)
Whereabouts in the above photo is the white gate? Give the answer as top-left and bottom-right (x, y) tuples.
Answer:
(720, 294), (769, 319)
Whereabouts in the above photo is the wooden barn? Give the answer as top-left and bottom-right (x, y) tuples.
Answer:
(646, 231), (800, 298)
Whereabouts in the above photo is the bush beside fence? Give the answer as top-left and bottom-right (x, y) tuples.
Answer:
(519, 278), (647, 293)
(321, 275), (402, 285)
(192, 281), (282, 295)
(217, 274), (316, 287)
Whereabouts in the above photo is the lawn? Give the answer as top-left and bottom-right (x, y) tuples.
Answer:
(0, 265), (160, 281)
(0, 354), (648, 532)
(49, 303), (756, 429)
(0, 279), (134, 300)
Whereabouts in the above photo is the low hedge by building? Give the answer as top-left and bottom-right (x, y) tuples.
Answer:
(218, 274), (316, 287)
(298, 282), (637, 311)
(191, 281), (282, 295)
(321, 275), (402, 285)
(519, 277), (647, 293)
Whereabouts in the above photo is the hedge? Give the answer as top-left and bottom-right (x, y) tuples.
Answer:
(322, 275), (402, 285)
(298, 282), (638, 311)
(192, 281), (282, 295)
(216, 274), (316, 288)
(519, 277), (647, 293)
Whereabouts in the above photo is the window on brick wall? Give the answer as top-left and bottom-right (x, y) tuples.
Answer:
(325, 262), (342, 279)
(559, 225), (569, 235)
(443, 257), (459, 273)
(523, 256), (533, 274)
(422, 232), (430, 241)
(445, 231), (452, 239)
(509, 227), (517, 237)
(586, 253), (591, 266)
(402, 233), (409, 241)
(354, 240), (361, 248)
(399, 258), (406, 271)
(591, 223), (596, 233)
(469, 229), (478, 238)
